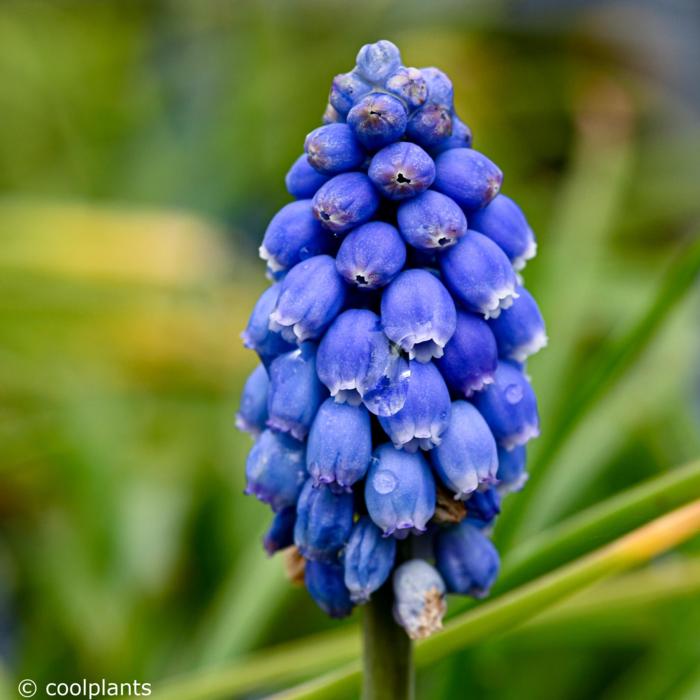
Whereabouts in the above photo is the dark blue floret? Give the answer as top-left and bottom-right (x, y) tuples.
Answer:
(466, 487), (501, 526)
(263, 506), (296, 554)
(260, 200), (332, 274)
(430, 400), (498, 498)
(236, 363), (270, 437)
(355, 40), (402, 83)
(381, 269), (457, 362)
(433, 148), (502, 209)
(378, 360), (451, 452)
(385, 67), (428, 110)
(406, 104), (453, 150)
(305, 560), (354, 618)
(365, 444), (436, 538)
(329, 71), (372, 117)
(435, 520), (500, 597)
(496, 445), (528, 493)
(471, 360), (540, 451)
(435, 311), (498, 397)
(469, 193), (537, 269)
(335, 221), (406, 289)
(421, 67), (454, 107)
(312, 172), (381, 234)
(245, 430), (306, 512)
(266, 343), (327, 440)
(294, 479), (354, 561)
(241, 283), (295, 367)
(347, 93), (408, 150)
(344, 517), (397, 603)
(368, 142), (435, 201)
(307, 399), (373, 490)
(316, 309), (410, 416)
(488, 286), (547, 362)
(285, 154), (332, 199)
(440, 230), (518, 319)
(397, 189), (467, 250)
(269, 255), (347, 343)
(304, 123), (365, 174)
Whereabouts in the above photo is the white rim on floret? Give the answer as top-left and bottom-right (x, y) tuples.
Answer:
(511, 237), (538, 272)
(452, 471), (479, 500)
(390, 420), (444, 453)
(496, 471), (529, 496)
(509, 329), (548, 363)
(258, 244), (286, 273)
(330, 384), (364, 406)
(398, 325), (450, 362)
(234, 413), (261, 437)
(500, 422), (540, 451)
(268, 311), (311, 343)
(481, 286), (519, 320)
(461, 373), (495, 397)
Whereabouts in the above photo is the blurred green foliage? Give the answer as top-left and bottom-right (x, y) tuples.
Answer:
(0, 1), (699, 698)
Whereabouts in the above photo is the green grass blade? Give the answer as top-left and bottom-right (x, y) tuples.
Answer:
(151, 458), (700, 700)
(270, 500), (700, 700)
(500, 233), (700, 547)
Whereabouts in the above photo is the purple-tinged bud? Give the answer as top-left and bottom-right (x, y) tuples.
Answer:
(392, 560), (446, 639)
(355, 40), (402, 83)
(365, 444), (436, 538)
(421, 67), (453, 106)
(263, 506), (296, 555)
(294, 479), (354, 561)
(269, 256), (347, 343)
(267, 343), (327, 440)
(466, 487), (501, 527)
(430, 401), (498, 498)
(335, 222), (406, 289)
(471, 360), (540, 450)
(304, 123), (365, 175)
(385, 67), (428, 110)
(317, 309), (410, 417)
(241, 283), (295, 367)
(368, 142), (435, 200)
(440, 231), (518, 319)
(305, 560), (354, 618)
(259, 200), (332, 274)
(285, 155), (332, 199)
(469, 194), (537, 270)
(307, 399), (372, 490)
(343, 517), (396, 603)
(236, 363), (269, 437)
(312, 173), (381, 235)
(379, 360), (451, 452)
(322, 103), (343, 124)
(245, 430), (306, 512)
(329, 71), (372, 117)
(497, 445), (528, 493)
(397, 190), (467, 251)
(431, 114), (472, 154)
(433, 148), (502, 209)
(381, 269), (457, 362)
(406, 104), (452, 150)
(435, 521), (500, 597)
(347, 93), (408, 150)
(435, 312), (498, 397)
(488, 286), (547, 362)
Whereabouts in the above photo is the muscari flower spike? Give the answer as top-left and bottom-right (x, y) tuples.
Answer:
(236, 39), (546, 633)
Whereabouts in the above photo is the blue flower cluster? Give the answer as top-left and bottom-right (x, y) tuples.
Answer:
(237, 40), (546, 638)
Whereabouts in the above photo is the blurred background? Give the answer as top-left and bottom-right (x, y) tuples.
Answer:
(1, 1), (699, 698)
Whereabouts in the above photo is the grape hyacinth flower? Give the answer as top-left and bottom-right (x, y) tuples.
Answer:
(236, 40), (546, 640)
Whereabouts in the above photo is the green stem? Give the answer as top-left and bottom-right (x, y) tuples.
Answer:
(362, 585), (413, 700)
